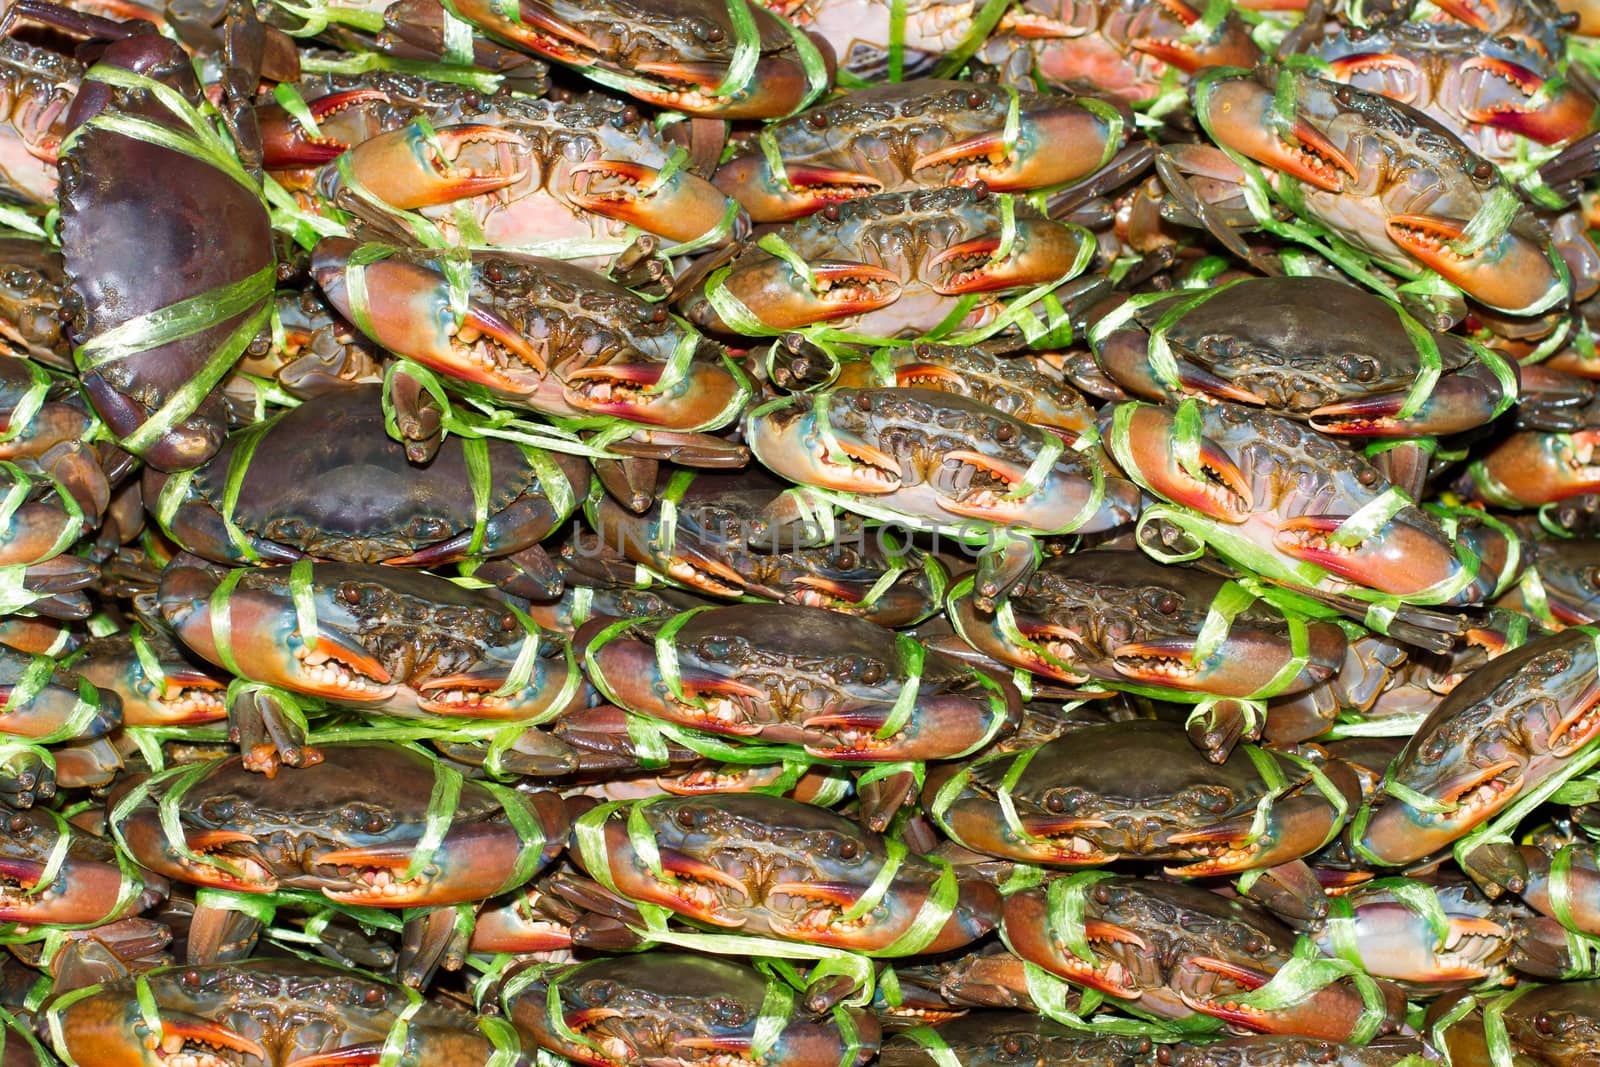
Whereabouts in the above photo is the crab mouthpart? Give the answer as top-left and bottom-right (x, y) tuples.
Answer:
(148, 1017), (267, 1066)
(768, 879), (880, 938)
(936, 448), (1033, 521)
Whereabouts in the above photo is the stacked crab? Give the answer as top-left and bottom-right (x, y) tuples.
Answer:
(6, 0), (1600, 1060)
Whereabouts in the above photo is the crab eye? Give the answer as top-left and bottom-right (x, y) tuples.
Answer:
(837, 838), (861, 860)
(833, 548), (859, 570)
(343, 804), (391, 835)
(708, 996), (747, 1027)
(696, 636), (735, 661)
(1187, 787), (1233, 814)
(859, 660), (887, 685)
(1418, 734), (1448, 764)
(1044, 792), (1068, 814)
(580, 980), (619, 1003)
(1337, 354), (1380, 383)
(1152, 591), (1181, 614)
(1535, 1012), (1556, 1034)
(855, 393), (873, 412)
(199, 797), (237, 823)
(674, 807), (700, 830)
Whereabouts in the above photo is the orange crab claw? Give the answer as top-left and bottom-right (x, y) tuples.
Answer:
(658, 847), (752, 899)
(1460, 57), (1600, 145)
(1272, 514), (1468, 600)
(1199, 77), (1355, 192)
(1385, 214), (1565, 316)
(344, 123), (527, 209)
(259, 88), (391, 168)
(156, 1017), (269, 1062)
(912, 107), (1118, 192)
(286, 1044), (387, 1067)
(929, 220), (1090, 295)
(713, 156), (884, 222)
(313, 237), (548, 387)
(569, 160), (741, 243)
(1116, 405), (1252, 521)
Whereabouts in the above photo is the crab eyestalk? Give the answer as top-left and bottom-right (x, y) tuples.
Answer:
(1385, 214), (1566, 317)
(1196, 76), (1356, 192)
(911, 105), (1122, 192)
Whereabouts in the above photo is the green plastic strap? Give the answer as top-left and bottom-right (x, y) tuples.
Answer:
(289, 560), (319, 656)
(379, 986), (425, 1067)
(653, 606), (718, 708)
(0, 362), (48, 446)
(1231, 934), (1387, 1044)
(208, 568), (248, 677)
(3, 657), (102, 745)
(1046, 870), (1119, 964)
(872, 853), (958, 957)
(1329, 487), (1412, 550)
(404, 755), (464, 883)
(481, 779), (549, 895)
(1483, 985), (1540, 1067)
(900, 1025), (961, 1067)
(750, 971), (798, 1061)
(876, 634), (925, 740)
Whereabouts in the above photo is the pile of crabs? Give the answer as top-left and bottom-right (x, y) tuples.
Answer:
(14, 0), (1600, 1059)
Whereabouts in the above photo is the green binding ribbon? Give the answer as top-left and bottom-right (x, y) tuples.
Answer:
(1045, 870), (1120, 965)
(405, 752), (464, 884)
(1230, 934), (1388, 1045)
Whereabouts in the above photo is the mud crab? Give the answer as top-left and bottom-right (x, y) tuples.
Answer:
(930, 719), (1360, 873)
(580, 601), (1019, 760)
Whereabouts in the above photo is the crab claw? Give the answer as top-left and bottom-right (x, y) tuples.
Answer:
(929, 220), (1091, 295)
(1272, 514), (1471, 602)
(562, 355), (745, 430)
(1470, 429), (1600, 507)
(582, 626), (767, 734)
(1178, 956), (1405, 1040)
(747, 407), (904, 495)
(1429, 0), (1496, 28)
(313, 237), (547, 389)
(912, 106), (1119, 192)
(1112, 621), (1345, 697)
(0, 666), (119, 741)
(1460, 56), (1600, 145)
(629, 44), (832, 120)
(314, 821), (530, 906)
(569, 160), (743, 243)
(713, 156), (884, 222)
(1356, 758), (1526, 865)
(1385, 214), (1565, 317)
(580, 812), (749, 927)
(1309, 374), (1512, 438)
(0, 853), (133, 925)
(1128, 0), (1262, 70)
(1000, 889), (1146, 998)
(1114, 404), (1251, 521)
(259, 88), (391, 168)
(1197, 76), (1355, 192)
(53, 998), (266, 1067)
(801, 687), (1018, 761)
(344, 123), (528, 209)
(715, 257), (903, 332)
